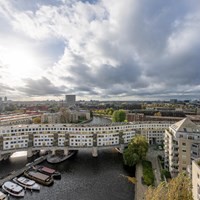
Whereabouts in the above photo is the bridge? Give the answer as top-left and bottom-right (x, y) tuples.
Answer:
(0, 122), (171, 159)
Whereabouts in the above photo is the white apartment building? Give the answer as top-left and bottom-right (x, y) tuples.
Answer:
(133, 122), (170, 145)
(164, 118), (200, 177)
(0, 123), (136, 151)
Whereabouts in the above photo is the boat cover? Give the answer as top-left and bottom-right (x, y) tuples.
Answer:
(42, 167), (55, 174)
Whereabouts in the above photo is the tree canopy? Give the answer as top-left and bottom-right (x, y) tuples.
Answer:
(32, 117), (41, 124)
(145, 173), (193, 200)
(112, 110), (126, 122)
(59, 107), (70, 123)
(123, 135), (148, 166)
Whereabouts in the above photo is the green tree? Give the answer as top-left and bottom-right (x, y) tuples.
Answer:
(123, 135), (148, 166)
(32, 117), (41, 124)
(90, 110), (93, 118)
(145, 173), (193, 200)
(112, 110), (126, 122)
(154, 111), (162, 116)
(59, 107), (70, 123)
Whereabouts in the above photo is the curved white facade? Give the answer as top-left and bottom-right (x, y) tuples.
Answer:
(0, 122), (171, 157)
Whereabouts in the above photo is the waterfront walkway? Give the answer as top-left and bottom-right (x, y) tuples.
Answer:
(135, 147), (163, 200)
(0, 155), (47, 187)
(135, 163), (147, 200)
(146, 147), (162, 187)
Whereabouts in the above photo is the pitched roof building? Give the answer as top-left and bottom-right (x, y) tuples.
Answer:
(164, 118), (200, 177)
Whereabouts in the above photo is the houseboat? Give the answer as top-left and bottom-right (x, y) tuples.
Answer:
(33, 165), (61, 179)
(13, 176), (40, 190)
(2, 181), (25, 197)
(24, 170), (54, 186)
(47, 150), (77, 164)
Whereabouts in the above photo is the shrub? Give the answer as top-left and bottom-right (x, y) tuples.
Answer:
(142, 160), (154, 186)
(161, 169), (171, 180)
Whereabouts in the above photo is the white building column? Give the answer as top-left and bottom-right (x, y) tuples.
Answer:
(64, 147), (69, 156)
(92, 147), (98, 157)
(51, 147), (56, 155)
(27, 147), (33, 157)
(119, 144), (125, 153)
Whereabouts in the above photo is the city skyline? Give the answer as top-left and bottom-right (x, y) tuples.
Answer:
(0, 0), (200, 101)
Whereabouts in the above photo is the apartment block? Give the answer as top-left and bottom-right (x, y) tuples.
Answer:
(164, 118), (200, 177)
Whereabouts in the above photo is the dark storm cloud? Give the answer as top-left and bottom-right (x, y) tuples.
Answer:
(18, 77), (67, 96)
(148, 46), (200, 87)
(61, 51), (144, 89)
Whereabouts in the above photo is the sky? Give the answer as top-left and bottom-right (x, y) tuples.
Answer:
(0, 0), (200, 101)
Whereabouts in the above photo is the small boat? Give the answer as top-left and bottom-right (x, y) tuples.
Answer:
(47, 150), (78, 164)
(33, 165), (61, 179)
(2, 181), (25, 197)
(13, 176), (40, 191)
(0, 191), (8, 200)
(24, 170), (54, 186)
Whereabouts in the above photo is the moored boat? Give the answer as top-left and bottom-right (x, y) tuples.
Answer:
(33, 165), (61, 179)
(24, 170), (54, 186)
(47, 150), (78, 164)
(2, 181), (25, 197)
(0, 191), (8, 200)
(13, 176), (40, 191)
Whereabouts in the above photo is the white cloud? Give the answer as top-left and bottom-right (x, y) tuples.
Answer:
(0, 0), (200, 100)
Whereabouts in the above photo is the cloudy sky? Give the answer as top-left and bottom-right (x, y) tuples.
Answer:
(0, 0), (200, 101)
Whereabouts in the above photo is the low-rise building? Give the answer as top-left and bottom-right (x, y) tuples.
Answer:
(126, 113), (145, 122)
(41, 108), (91, 124)
(0, 114), (37, 126)
(41, 113), (60, 124)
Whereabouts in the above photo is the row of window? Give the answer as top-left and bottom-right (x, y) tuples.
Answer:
(4, 143), (28, 150)
(1, 125), (135, 133)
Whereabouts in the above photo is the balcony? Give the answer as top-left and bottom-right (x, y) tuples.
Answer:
(172, 157), (178, 162)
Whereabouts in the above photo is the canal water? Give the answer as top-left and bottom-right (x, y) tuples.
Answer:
(87, 116), (112, 124)
(0, 117), (135, 200)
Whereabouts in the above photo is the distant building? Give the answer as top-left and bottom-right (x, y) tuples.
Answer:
(4, 96), (7, 102)
(126, 113), (145, 122)
(170, 99), (178, 104)
(41, 108), (91, 124)
(0, 114), (39, 126)
(65, 95), (76, 107)
(41, 113), (60, 124)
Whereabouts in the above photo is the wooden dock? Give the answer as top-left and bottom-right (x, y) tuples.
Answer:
(0, 155), (47, 187)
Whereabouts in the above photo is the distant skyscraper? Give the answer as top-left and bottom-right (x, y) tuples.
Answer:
(0, 97), (2, 103)
(65, 95), (76, 107)
(170, 99), (177, 104)
(4, 96), (7, 102)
